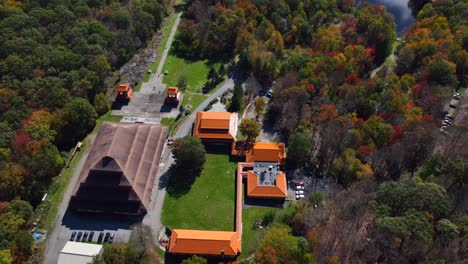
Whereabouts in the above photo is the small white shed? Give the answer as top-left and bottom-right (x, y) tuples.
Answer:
(57, 241), (103, 264)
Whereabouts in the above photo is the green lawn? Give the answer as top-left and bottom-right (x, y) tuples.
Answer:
(142, 14), (179, 83)
(161, 117), (176, 134)
(384, 40), (401, 67)
(162, 153), (237, 231)
(181, 93), (207, 110)
(240, 207), (279, 258)
(162, 53), (221, 93)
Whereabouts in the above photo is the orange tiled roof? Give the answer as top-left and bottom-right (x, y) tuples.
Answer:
(168, 229), (240, 256)
(167, 87), (179, 95)
(246, 142), (286, 164)
(117, 84), (130, 92)
(193, 112), (238, 140)
(246, 171), (287, 198)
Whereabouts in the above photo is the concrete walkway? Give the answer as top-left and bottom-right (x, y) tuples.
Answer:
(141, 12), (182, 94)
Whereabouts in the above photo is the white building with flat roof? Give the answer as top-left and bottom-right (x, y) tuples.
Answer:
(57, 241), (103, 264)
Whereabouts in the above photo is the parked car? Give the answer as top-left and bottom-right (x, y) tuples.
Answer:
(453, 92), (460, 100)
(109, 233), (115, 244)
(296, 185), (304, 190)
(443, 119), (452, 125)
(88, 231), (94, 242)
(296, 194), (305, 199)
(97, 232), (104, 244)
(76, 232), (83, 242)
(82, 232), (88, 242)
(167, 138), (174, 146)
(296, 190), (304, 195)
(70, 231), (76, 241)
(266, 89), (273, 98)
(104, 232), (111, 243)
(296, 181), (304, 186)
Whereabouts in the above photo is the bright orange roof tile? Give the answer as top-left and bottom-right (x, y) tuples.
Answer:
(193, 112), (238, 140)
(117, 84), (130, 92)
(167, 87), (179, 95)
(246, 171), (287, 198)
(246, 142), (286, 164)
(168, 229), (240, 256)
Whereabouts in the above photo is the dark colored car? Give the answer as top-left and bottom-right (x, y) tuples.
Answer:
(104, 232), (110, 243)
(82, 232), (88, 242)
(76, 232), (83, 242)
(88, 231), (94, 242)
(70, 231), (76, 241)
(97, 232), (104, 244)
(109, 233), (115, 244)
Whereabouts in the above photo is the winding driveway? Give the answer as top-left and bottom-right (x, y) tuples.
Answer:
(175, 78), (235, 138)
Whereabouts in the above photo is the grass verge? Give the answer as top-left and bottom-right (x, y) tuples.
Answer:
(161, 117), (176, 134)
(162, 153), (237, 231)
(181, 93), (207, 110)
(142, 14), (179, 83)
(240, 207), (279, 258)
(162, 54), (222, 93)
(42, 112), (122, 229)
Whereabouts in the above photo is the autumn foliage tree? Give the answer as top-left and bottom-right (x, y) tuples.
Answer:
(239, 119), (261, 143)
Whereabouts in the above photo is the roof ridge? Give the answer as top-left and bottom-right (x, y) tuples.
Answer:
(104, 122), (115, 158)
(138, 126), (159, 206)
(123, 125), (148, 204)
(142, 126), (166, 205)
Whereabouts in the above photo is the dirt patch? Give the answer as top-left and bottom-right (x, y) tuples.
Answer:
(119, 34), (163, 86)
(105, 32), (164, 99)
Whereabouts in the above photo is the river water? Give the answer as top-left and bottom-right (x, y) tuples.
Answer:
(359, 0), (416, 36)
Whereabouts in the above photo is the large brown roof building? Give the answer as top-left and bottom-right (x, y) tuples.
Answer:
(69, 122), (168, 215)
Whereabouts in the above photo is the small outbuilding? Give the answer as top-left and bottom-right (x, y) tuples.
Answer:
(57, 242), (103, 264)
(164, 87), (181, 105)
(115, 83), (133, 102)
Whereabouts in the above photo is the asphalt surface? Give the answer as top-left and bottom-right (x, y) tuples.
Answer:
(175, 78), (235, 138)
(141, 77), (235, 245)
(42, 10), (236, 261)
(42, 134), (97, 264)
(42, 13), (184, 264)
(141, 12), (182, 93)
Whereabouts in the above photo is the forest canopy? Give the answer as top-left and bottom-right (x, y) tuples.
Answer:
(0, 0), (168, 262)
(176, 0), (467, 263)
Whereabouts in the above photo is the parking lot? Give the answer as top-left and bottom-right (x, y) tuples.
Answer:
(44, 206), (136, 263)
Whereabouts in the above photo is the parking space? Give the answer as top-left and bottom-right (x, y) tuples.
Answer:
(289, 171), (340, 202)
(67, 228), (130, 244)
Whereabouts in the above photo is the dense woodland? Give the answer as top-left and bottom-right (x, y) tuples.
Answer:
(0, 0), (466, 263)
(0, 0), (168, 262)
(176, 0), (467, 263)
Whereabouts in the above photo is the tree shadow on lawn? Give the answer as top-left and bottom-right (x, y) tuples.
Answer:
(169, 37), (233, 64)
(165, 165), (198, 198)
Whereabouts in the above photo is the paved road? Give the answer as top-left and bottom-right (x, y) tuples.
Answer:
(43, 12), (184, 263)
(175, 78), (235, 138)
(42, 8), (235, 259)
(141, 12), (182, 94)
(43, 135), (97, 264)
(142, 77), (235, 245)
